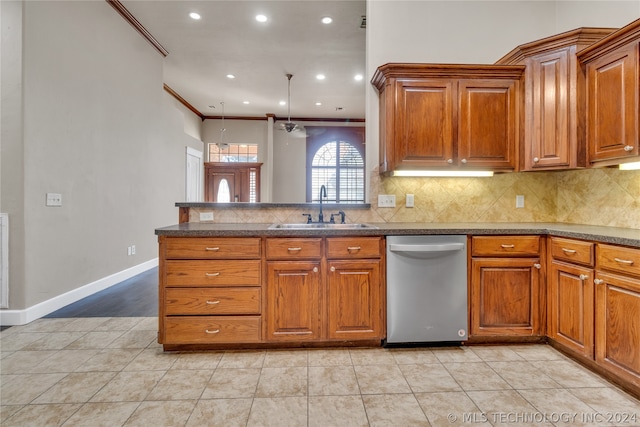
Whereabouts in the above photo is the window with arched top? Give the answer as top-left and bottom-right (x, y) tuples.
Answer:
(306, 127), (365, 203)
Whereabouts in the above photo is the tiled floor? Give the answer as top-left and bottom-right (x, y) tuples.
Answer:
(1, 317), (639, 426)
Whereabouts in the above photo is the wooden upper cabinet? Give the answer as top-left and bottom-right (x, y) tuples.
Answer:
(578, 19), (640, 166)
(497, 28), (616, 171)
(371, 64), (524, 173)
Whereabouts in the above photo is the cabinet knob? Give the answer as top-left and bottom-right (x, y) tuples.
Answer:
(624, 145), (634, 152)
(533, 157), (540, 163)
(447, 159), (453, 164)
(533, 263), (541, 269)
(313, 267), (318, 273)
(330, 266), (335, 272)
(594, 278), (604, 285)
(461, 158), (467, 164)
(579, 274), (589, 281)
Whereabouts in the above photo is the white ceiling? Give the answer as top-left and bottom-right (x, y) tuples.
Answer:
(122, 0), (367, 120)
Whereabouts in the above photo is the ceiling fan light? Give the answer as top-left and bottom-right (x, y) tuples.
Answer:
(283, 122), (298, 133)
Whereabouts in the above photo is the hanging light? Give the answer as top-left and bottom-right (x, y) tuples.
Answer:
(282, 74), (299, 133)
(218, 101), (228, 149)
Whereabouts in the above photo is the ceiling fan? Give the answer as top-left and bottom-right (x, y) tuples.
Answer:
(279, 73), (303, 135)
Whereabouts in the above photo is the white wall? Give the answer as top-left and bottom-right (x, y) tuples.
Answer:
(1, 0), (201, 314)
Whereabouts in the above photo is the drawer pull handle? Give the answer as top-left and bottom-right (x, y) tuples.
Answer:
(561, 248), (576, 254)
(501, 244), (515, 249)
(579, 274), (589, 281)
(533, 263), (541, 269)
(205, 272), (220, 277)
(206, 300), (220, 305)
(623, 145), (634, 152)
(594, 279), (604, 285)
(347, 246), (361, 252)
(205, 329), (220, 334)
(287, 247), (302, 252)
(205, 247), (220, 251)
(614, 257), (634, 265)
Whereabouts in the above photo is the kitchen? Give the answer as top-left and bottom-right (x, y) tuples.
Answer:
(2, 0), (640, 425)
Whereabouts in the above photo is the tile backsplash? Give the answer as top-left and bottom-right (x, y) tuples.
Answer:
(190, 168), (639, 229)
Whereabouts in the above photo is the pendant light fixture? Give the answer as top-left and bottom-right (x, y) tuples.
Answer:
(218, 101), (228, 148)
(282, 73), (299, 133)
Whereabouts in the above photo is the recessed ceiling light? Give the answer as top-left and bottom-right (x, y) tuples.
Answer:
(226, 74), (235, 79)
(315, 102), (322, 106)
(189, 12), (201, 20)
(243, 101), (250, 104)
(316, 74), (326, 80)
(255, 14), (268, 23)
(321, 16), (333, 24)
(279, 101), (286, 106)
(354, 74), (364, 81)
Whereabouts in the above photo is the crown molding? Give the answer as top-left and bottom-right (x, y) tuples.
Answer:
(163, 84), (204, 119)
(106, 0), (169, 57)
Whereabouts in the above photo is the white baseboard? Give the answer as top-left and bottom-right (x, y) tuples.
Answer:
(0, 258), (158, 326)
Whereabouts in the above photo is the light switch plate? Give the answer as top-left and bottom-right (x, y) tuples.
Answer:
(406, 194), (414, 208)
(199, 211), (214, 221)
(516, 195), (525, 208)
(378, 194), (396, 208)
(46, 193), (62, 207)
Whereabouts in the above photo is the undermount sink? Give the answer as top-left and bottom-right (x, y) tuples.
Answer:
(268, 223), (378, 230)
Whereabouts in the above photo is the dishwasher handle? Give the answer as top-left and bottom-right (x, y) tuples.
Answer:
(389, 243), (465, 253)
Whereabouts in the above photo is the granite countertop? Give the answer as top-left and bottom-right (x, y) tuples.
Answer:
(155, 222), (640, 248)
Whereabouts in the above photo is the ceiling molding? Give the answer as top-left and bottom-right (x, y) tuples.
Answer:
(106, 0), (169, 57)
(163, 84), (204, 119)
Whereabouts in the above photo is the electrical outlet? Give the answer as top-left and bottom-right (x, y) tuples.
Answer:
(378, 195), (396, 208)
(127, 246), (132, 256)
(200, 211), (214, 221)
(46, 193), (62, 207)
(131, 245), (136, 255)
(516, 195), (525, 208)
(406, 194), (414, 208)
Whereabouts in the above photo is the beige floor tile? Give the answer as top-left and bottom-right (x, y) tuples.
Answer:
(415, 391), (491, 426)
(470, 345), (525, 362)
(0, 373), (66, 405)
(107, 329), (156, 349)
(568, 387), (640, 415)
(90, 370), (165, 402)
(307, 348), (352, 366)
(467, 389), (553, 427)
(124, 348), (179, 371)
(218, 350), (266, 368)
(354, 364), (411, 394)
(444, 362), (512, 391)
(33, 372), (116, 404)
(432, 346), (483, 363)
(0, 350), (58, 374)
(201, 368), (261, 399)
(17, 318), (77, 333)
(124, 400), (196, 426)
(170, 352), (223, 370)
(20, 332), (87, 351)
(509, 344), (566, 361)
(93, 317), (142, 331)
(246, 396), (308, 427)
(0, 332), (49, 351)
(517, 388), (600, 426)
(64, 331), (124, 350)
(129, 317), (158, 331)
(488, 361), (561, 389)
(0, 350), (13, 359)
(362, 393), (430, 426)
(186, 398), (253, 427)
(531, 359), (609, 388)
(309, 395), (368, 427)
(0, 405), (25, 423)
(61, 401), (140, 427)
(255, 367), (307, 397)
(58, 317), (110, 332)
(146, 369), (212, 400)
(32, 349), (99, 373)
(390, 348), (439, 364)
(308, 365), (360, 396)
(349, 348), (397, 365)
(74, 348), (142, 372)
(263, 349), (308, 367)
(399, 363), (462, 393)
(1, 403), (82, 427)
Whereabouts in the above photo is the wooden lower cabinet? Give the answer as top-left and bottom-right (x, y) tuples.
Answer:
(470, 258), (542, 337)
(265, 261), (322, 341)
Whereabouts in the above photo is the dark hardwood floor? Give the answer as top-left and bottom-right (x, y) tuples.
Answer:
(45, 267), (158, 318)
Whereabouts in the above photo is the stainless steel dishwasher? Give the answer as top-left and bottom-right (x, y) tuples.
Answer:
(386, 235), (468, 345)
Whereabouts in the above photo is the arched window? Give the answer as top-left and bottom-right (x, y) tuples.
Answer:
(307, 127), (365, 203)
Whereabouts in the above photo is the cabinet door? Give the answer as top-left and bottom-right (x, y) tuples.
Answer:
(526, 48), (576, 170)
(548, 261), (594, 357)
(458, 79), (518, 170)
(265, 261), (321, 341)
(395, 79), (455, 168)
(586, 42), (639, 164)
(595, 271), (640, 388)
(327, 260), (383, 340)
(471, 258), (542, 336)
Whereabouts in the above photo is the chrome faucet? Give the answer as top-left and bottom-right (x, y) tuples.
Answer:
(318, 185), (327, 223)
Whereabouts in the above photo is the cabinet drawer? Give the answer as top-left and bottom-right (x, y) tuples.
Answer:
(164, 237), (261, 259)
(326, 237), (382, 259)
(597, 244), (640, 277)
(165, 260), (261, 286)
(266, 238), (322, 259)
(472, 236), (540, 256)
(164, 316), (261, 344)
(550, 237), (594, 266)
(165, 288), (260, 315)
